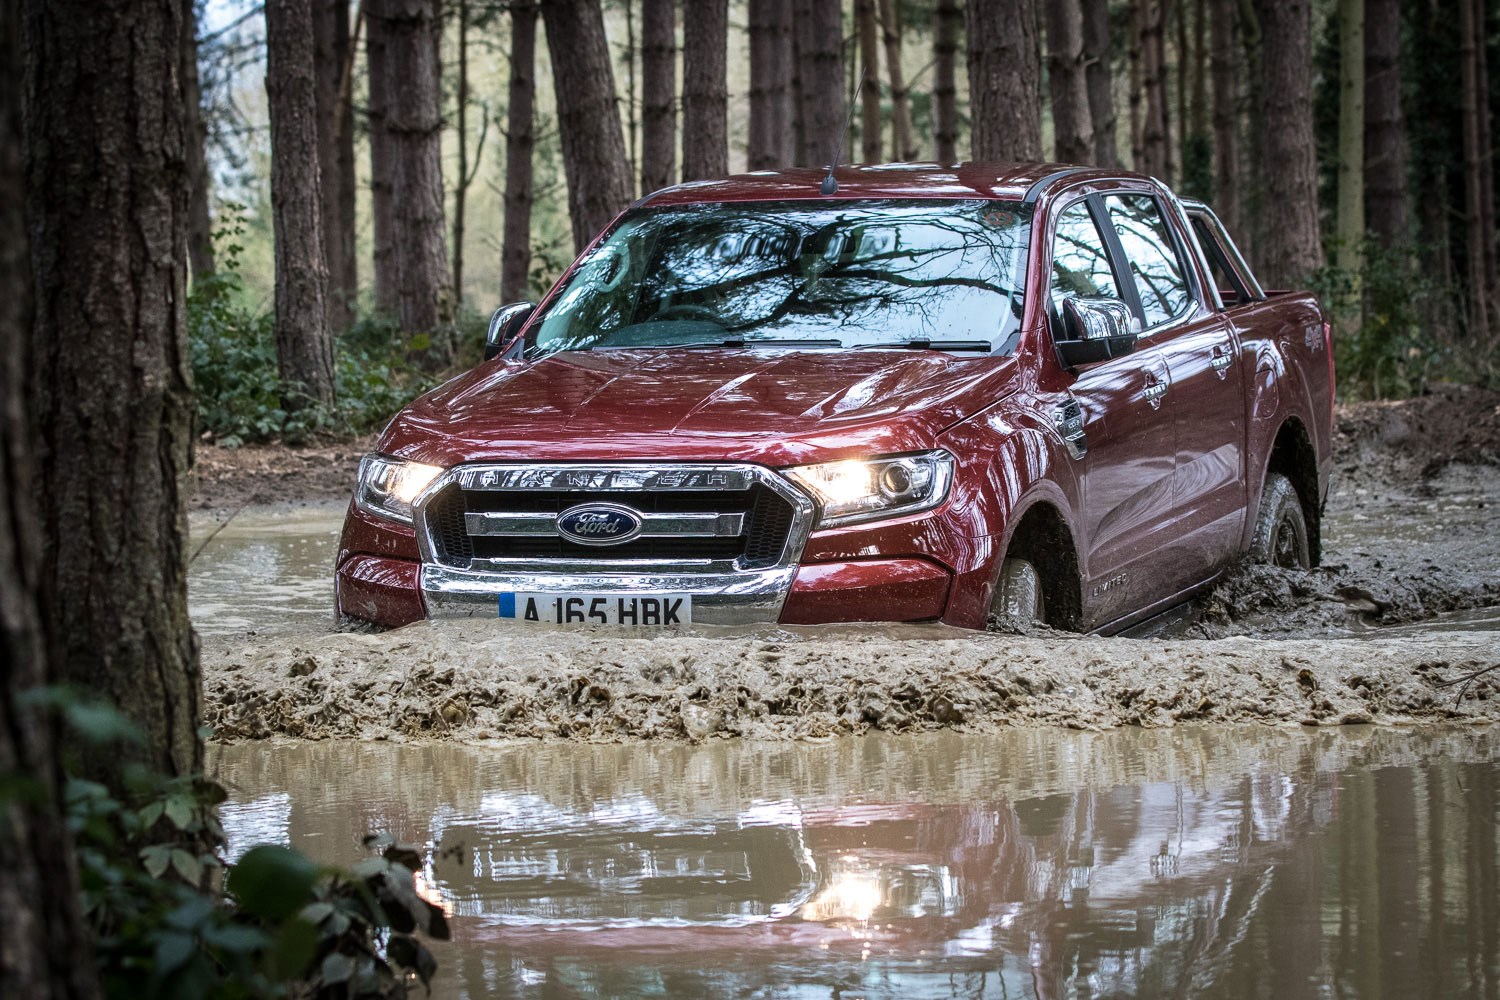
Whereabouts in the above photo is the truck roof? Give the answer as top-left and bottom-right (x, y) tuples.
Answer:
(638, 162), (1151, 208)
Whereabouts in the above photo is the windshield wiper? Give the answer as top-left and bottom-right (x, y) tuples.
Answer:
(667, 338), (844, 350)
(853, 339), (995, 352)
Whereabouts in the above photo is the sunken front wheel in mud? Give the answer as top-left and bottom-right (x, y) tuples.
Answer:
(1249, 472), (1310, 569)
(994, 558), (1047, 624)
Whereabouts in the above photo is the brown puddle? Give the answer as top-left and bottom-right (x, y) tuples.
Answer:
(214, 727), (1500, 999)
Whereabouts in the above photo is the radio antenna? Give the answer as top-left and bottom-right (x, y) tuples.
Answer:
(820, 73), (866, 196)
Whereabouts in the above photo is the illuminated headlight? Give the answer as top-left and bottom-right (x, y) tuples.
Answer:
(355, 454), (444, 524)
(781, 451), (954, 528)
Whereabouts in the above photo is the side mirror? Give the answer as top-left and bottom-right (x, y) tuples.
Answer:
(485, 301), (535, 361)
(1055, 297), (1139, 369)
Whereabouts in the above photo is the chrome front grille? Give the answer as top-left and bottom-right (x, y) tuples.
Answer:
(416, 464), (808, 573)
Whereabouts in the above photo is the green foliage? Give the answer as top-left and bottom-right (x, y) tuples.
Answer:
(189, 208), (439, 447)
(1310, 239), (1453, 399)
(6, 691), (448, 999)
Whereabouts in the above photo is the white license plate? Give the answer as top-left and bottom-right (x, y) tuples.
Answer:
(497, 592), (692, 626)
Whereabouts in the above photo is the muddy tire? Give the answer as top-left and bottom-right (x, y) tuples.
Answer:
(994, 558), (1047, 624)
(1249, 472), (1310, 569)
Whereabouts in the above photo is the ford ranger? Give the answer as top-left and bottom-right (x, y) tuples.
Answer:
(336, 164), (1333, 633)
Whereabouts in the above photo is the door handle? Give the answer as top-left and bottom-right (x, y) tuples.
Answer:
(1142, 375), (1168, 408)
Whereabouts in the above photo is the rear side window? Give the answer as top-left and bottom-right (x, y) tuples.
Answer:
(1051, 201), (1123, 302)
(1105, 194), (1192, 328)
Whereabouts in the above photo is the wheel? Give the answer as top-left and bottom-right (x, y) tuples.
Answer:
(993, 558), (1047, 624)
(1248, 472), (1310, 569)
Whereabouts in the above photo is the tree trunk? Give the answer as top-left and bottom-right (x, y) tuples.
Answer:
(878, 0), (916, 160)
(1129, 0), (1144, 166)
(623, 0), (638, 187)
(682, 0), (729, 180)
(184, 5), (214, 282)
(1141, 0), (1170, 179)
(23, 0), (201, 782)
(1363, 0), (1409, 247)
(1210, 0), (1241, 238)
(856, 0), (881, 162)
(748, 0), (793, 170)
(1470, 0), (1495, 313)
(1337, 0), (1365, 282)
(502, 1), (537, 302)
(640, 0), (677, 190)
(377, 0), (452, 361)
(933, 0), (960, 162)
(1081, 0), (1117, 166)
(968, 0), (1042, 161)
(3, 4), (99, 995)
(1251, 0), (1325, 286)
(1459, 0), (1494, 342)
(1047, 0), (1094, 163)
(267, 0), (336, 411)
(366, 2), (398, 314)
(313, 0), (356, 330)
(452, 0), (469, 307)
(542, 0), (633, 253)
(791, 0), (845, 168)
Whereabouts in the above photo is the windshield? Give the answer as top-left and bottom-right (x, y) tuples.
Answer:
(524, 199), (1031, 359)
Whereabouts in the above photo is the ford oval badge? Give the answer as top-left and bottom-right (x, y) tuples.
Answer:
(556, 503), (643, 546)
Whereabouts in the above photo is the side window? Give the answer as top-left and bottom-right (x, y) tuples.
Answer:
(1105, 194), (1193, 328)
(1051, 201), (1122, 303)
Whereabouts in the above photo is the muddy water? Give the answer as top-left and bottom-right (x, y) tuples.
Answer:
(215, 727), (1500, 999)
(188, 503), (344, 636)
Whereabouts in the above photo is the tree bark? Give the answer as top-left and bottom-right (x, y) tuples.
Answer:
(933, 0), (960, 162)
(1047, 0), (1094, 163)
(1459, 0), (1494, 342)
(1337, 0), (1365, 281)
(748, 0), (793, 170)
(856, 0), (881, 162)
(1210, 0), (1241, 239)
(791, 0), (845, 168)
(682, 0), (729, 180)
(502, 1), (537, 302)
(23, 0), (201, 782)
(968, 0), (1042, 161)
(542, 0), (633, 253)
(1081, 0), (1117, 166)
(3, 4), (99, 996)
(1251, 0), (1325, 287)
(366, 2), (398, 314)
(376, 0), (452, 361)
(1140, 0), (1171, 179)
(267, 0), (336, 411)
(184, 5), (214, 282)
(878, 0), (916, 160)
(640, 0), (677, 190)
(313, 0), (356, 330)
(1363, 0), (1409, 247)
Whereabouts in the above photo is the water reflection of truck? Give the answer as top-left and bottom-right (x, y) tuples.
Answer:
(338, 164), (1332, 633)
(435, 777), (1340, 998)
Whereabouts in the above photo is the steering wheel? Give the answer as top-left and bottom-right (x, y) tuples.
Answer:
(652, 302), (720, 323)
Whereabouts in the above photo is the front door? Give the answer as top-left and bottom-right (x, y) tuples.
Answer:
(1048, 197), (1180, 627)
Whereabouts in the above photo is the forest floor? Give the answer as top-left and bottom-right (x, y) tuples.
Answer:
(195, 383), (1500, 741)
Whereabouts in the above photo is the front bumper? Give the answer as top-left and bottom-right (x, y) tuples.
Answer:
(336, 553), (952, 627)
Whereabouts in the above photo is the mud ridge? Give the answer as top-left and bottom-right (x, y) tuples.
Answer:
(202, 624), (1500, 742)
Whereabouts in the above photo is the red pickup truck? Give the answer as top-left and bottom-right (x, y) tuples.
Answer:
(337, 164), (1333, 634)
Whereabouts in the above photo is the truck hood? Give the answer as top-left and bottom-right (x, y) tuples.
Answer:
(383, 348), (1019, 467)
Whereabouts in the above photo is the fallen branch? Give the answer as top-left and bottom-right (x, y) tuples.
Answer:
(1435, 663), (1500, 707)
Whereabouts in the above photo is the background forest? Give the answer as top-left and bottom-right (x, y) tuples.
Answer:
(191, 0), (1500, 448)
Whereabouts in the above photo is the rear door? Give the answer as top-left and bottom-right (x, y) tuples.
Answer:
(1101, 192), (1248, 590)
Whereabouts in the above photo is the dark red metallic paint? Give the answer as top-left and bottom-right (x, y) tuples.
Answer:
(336, 164), (1333, 633)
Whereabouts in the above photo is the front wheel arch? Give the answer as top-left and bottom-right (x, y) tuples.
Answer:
(989, 500), (1083, 631)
